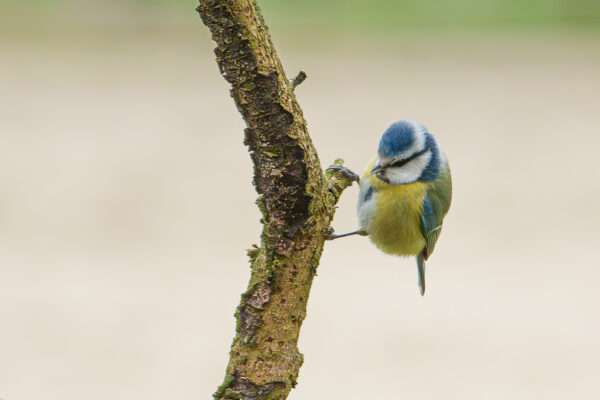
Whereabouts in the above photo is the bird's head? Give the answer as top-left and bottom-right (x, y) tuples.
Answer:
(371, 120), (442, 185)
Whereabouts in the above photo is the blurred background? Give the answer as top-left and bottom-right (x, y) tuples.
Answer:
(2, 0), (600, 399)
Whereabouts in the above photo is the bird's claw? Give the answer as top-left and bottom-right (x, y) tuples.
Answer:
(326, 165), (360, 183)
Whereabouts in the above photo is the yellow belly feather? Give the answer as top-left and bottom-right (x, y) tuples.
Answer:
(363, 161), (427, 256)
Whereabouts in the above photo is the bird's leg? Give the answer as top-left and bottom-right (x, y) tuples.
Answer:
(325, 227), (368, 240)
(325, 165), (360, 183)
(330, 230), (368, 239)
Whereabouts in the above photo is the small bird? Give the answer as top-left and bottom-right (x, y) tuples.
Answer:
(328, 120), (452, 295)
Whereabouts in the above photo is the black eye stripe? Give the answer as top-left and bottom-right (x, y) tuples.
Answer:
(388, 149), (428, 168)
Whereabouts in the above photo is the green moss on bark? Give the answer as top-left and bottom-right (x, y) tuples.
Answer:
(197, 1), (356, 399)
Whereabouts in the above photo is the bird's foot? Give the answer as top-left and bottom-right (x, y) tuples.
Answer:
(324, 226), (335, 240)
(325, 165), (360, 183)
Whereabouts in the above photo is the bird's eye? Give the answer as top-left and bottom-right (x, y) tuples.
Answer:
(390, 149), (427, 168)
(390, 158), (409, 168)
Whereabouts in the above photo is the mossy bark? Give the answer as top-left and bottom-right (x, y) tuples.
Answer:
(197, 1), (354, 399)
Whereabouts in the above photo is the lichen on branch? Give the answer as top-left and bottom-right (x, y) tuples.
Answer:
(197, 1), (355, 399)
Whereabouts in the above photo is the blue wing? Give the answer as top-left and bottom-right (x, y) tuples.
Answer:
(419, 195), (443, 260)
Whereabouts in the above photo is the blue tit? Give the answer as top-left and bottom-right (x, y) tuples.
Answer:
(329, 120), (452, 296)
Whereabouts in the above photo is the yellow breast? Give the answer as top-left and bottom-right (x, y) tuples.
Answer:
(363, 161), (428, 256)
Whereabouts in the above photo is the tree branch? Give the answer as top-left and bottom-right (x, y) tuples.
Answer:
(197, 1), (355, 399)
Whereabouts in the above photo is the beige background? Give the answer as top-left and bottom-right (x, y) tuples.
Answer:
(2, 6), (600, 400)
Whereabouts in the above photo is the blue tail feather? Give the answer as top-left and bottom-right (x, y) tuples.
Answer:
(417, 254), (426, 296)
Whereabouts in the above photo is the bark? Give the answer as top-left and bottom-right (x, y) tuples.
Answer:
(196, 1), (355, 399)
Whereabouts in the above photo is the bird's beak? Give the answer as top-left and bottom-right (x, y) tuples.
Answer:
(371, 164), (384, 174)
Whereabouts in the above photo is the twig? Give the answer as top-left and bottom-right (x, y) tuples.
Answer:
(291, 71), (307, 89)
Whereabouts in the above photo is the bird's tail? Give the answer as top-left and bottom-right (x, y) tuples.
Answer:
(416, 254), (426, 296)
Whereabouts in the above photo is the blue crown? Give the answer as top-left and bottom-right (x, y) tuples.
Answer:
(378, 121), (419, 158)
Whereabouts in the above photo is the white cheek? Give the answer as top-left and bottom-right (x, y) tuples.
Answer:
(385, 151), (432, 184)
